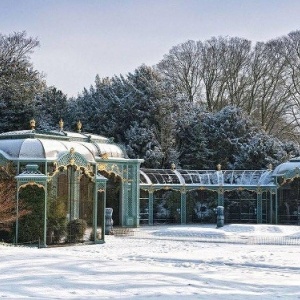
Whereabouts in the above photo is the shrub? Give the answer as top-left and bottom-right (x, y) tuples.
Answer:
(66, 219), (87, 243)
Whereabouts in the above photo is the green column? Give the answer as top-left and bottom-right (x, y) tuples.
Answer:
(257, 191), (262, 224)
(217, 188), (224, 206)
(42, 185), (48, 247)
(180, 191), (187, 224)
(274, 189), (278, 224)
(269, 190), (273, 224)
(148, 190), (154, 225)
(15, 183), (19, 245)
(93, 181), (98, 243)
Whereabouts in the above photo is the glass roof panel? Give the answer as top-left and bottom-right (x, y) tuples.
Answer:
(140, 169), (181, 184)
(176, 170), (219, 184)
(140, 168), (274, 186)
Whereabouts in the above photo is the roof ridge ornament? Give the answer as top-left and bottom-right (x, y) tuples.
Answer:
(77, 120), (82, 133)
(59, 118), (64, 131)
(30, 118), (36, 130)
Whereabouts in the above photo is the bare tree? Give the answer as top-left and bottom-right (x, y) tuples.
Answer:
(200, 36), (252, 111)
(157, 40), (202, 103)
(277, 31), (300, 140)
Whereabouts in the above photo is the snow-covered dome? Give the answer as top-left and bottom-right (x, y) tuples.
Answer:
(0, 129), (125, 162)
(272, 157), (300, 177)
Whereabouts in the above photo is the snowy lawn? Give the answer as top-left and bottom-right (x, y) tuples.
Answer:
(0, 224), (300, 299)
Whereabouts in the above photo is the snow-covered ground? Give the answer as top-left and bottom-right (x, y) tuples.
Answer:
(1, 224), (300, 299)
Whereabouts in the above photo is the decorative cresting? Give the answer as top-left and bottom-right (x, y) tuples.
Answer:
(49, 147), (94, 180)
(97, 162), (123, 178)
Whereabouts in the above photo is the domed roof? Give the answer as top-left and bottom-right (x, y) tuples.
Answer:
(0, 129), (125, 162)
(272, 157), (300, 177)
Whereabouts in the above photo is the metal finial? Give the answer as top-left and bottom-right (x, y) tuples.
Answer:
(77, 120), (82, 133)
(59, 118), (64, 131)
(30, 119), (36, 130)
(217, 164), (222, 171)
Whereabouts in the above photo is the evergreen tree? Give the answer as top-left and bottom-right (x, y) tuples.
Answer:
(34, 86), (68, 130)
(202, 106), (258, 169)
(0, 31), (44, 133)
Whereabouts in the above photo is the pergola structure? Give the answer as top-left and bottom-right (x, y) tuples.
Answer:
(1, 120), (300, 247)
(0, 120), (143, 247)
(140, 165), (277, 225)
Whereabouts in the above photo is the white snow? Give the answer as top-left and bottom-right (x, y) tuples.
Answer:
(1, 224), (300, 299)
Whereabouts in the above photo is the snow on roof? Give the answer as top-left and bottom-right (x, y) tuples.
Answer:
(140, 168), (275, 186)
(0, 129), (124, 161)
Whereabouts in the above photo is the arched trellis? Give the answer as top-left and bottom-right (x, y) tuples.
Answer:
(47, 150), (108, 245)
(14, 151), (108, 246)
(273, 166), (300, 225)
(15, 164), (48, 247)
(97, 159), (142, 227)
(140, 181), (277, 225)
(49, 148), (95, 180)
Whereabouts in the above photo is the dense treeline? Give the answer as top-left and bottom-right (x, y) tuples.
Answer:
(1, 31), (300, 170)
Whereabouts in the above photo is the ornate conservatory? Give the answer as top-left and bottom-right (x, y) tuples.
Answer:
(0, 120), (300, 246)
(0, 120), (142, 246)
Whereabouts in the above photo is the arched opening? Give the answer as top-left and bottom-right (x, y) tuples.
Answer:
(224, 190), (257, 224)
(186, 190), (217, 223)
(153, 189), (181, 224)
(18, 185), (45, 244)
(99, 171), (122, 226)
(47, 166), (96, 244)
(278, 178), (300, 225)
(139, 189), (150, 224)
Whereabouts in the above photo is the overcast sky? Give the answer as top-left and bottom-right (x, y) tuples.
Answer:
(2, 0), (300, 97)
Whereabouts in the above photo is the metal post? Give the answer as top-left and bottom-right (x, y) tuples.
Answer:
(42, 185), (47, 247)
(93, 177), (98, 243)
(257, 192), (262, 224)
(15, 183), (19, 245)
(216, 206), (224, 228)
(217, 188), (224, 206)
(275, 189), (278, 224)
(148, 191), (154, 225)
(180, 191), (186, 224)
(269, 190), (273, 224)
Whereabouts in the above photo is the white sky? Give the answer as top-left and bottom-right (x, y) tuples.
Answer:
(1, 0), (300, 97)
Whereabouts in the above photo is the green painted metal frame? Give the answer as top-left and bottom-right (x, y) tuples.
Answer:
(97, 158), (143, 227)
(140, 182), (277, 225)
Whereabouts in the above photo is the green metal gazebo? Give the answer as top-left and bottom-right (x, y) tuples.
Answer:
(0, 120), (143, 246)
(1, 119), (300, 247)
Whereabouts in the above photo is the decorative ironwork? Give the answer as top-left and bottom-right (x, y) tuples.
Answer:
(97, 162), (122, 178)
(101, 153), (109, 159)
(18, 181), (46, 191)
